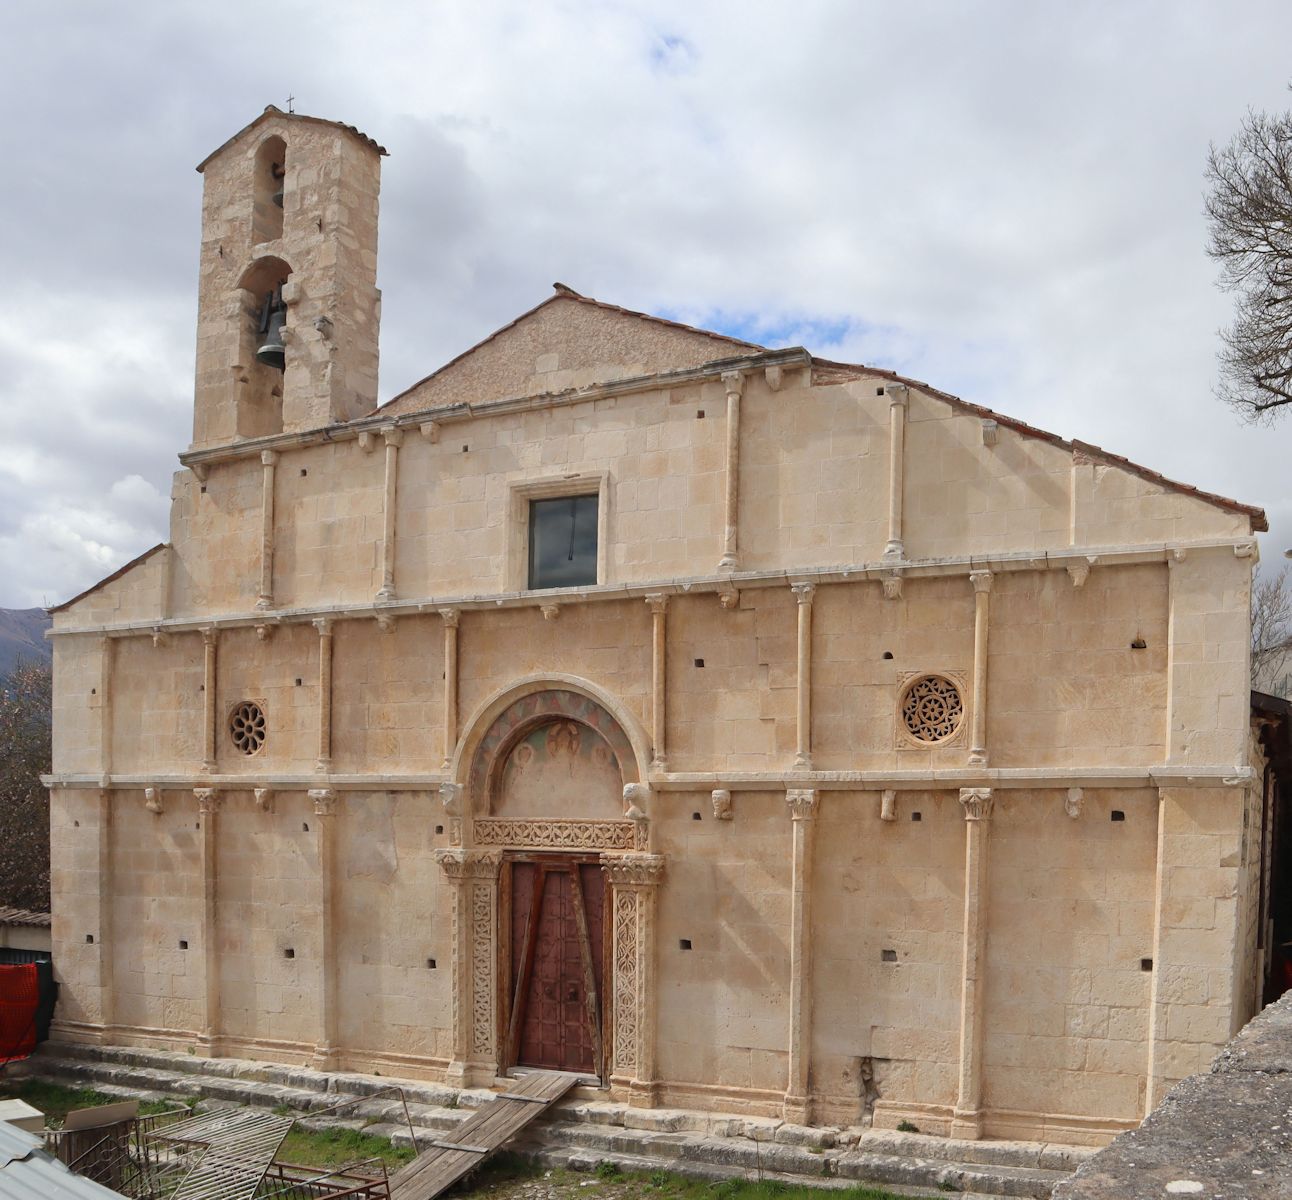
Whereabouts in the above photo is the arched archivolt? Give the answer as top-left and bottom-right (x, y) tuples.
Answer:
(454, 675), (650, 814)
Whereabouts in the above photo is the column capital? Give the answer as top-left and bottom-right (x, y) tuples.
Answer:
(260, 449), (279, 467)
(786, 788), (818, 820)
(200, 624), (218, 647)
(720, 369), (745, 398)
(194, 787), (221, 815)
(600, 852), (665, 888)
(970, 570), (994, 595)
(382, 426), (404, 449)
(958, 787), (994, 821)
(644, 592), (669, 615)
(309, 787), (337, 815)
(434, 848), (503, 880)
(885, 382), (909, 405)
(439, 607), (460, 629)
(312, 617), (333, 637)
(791, 581), (816, 605)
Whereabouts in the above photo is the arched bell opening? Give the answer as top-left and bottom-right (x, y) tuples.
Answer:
(232, 255), (292, 438)
(252, 135), (286, 244)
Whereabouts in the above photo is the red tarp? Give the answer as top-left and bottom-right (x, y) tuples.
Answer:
(0, 961), (38, 1063)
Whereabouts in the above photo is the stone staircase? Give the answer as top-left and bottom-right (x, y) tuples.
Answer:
(20, 1043), (1092, 1199)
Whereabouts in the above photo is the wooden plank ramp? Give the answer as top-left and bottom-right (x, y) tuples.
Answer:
(390, 1071), (578, 1200)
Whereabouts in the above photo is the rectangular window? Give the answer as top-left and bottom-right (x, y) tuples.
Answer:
(528, 494), (599, 589)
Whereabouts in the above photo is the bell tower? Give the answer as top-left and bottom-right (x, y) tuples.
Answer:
(190, 106), (386, 449)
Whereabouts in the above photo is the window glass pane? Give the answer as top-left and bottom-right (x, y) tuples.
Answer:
(529, 494), (599, 589)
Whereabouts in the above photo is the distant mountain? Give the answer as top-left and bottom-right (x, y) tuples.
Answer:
(0, 609), (52, 678)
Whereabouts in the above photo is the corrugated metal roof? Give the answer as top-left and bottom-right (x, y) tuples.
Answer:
(0, 909), (50, 929)
(0, 1121), (126, 1199)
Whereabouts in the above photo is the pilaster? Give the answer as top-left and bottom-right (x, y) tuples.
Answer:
(968, 571), (993, 767)
(313, 618), (333, 772)
(646, 594), (668, 770)
(952, 786), (993, 1139)
(309, 787), (339, 1069)
(784, 788), (818, 1123)
(718, 370), (744, 572)
(792, 583), (815, 770)
(883, 383), (908, 559)
(200, 627), (217, 772)
(376, 427), (403, 603)
(440, 608), (459, 770)
(194, 787), (222, 1051)
(256, 449), (278, 610)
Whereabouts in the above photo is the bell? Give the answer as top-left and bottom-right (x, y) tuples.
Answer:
(255, 288), (287, 370)
(271, 186), (284, 208)
(271, 163), (285, 208)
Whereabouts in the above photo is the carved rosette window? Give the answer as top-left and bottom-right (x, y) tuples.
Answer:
(229, 701), (267, 755)
(899, 674), (965, 745)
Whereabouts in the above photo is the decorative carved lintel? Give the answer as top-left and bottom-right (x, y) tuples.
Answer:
(541, 603), (560, 622)
(194, 787), (221, 815)
(882, 571), (903, 601)
(144, 787), (163, 814)
(440, 782), (463, 815)
(786, 788), (818, 820)
(600, 852), (665, 888)
(959, 787), (994, 821)
(718, 587), (739, 610)
(623, 782), (651, 821)
(309, 788), (337, 816)
(1065, 787), (1084, 819)
(880, 789), (897, 822)
(254, 787), (274, 813)
(711, 788), (733, 820)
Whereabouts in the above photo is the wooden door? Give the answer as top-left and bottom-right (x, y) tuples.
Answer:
(506, 858), (605, 1076)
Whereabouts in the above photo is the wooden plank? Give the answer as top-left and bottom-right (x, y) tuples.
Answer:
(390, 1071), (578, 1200)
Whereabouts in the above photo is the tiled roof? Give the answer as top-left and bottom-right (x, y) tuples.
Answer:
(195, 105), (387, 173)
(0, 908), (50, 928)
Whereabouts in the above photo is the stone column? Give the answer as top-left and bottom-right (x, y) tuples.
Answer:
(792, 583), (815, 769)
(376, 428), (403, 603)
(645, 594), (668, 769)
(952, 787), (994, 1139)
(309, 787), (339, 1069)
(784, 788), (818, 1123)
(95, 788), (115, 1035)
(602, 853), (666, 1104)
(201, 626), (218, 772)
(968, 571), (993, 767)
(718, 370), (744, 572)
(98, 636), (115, 782)
(435, 849), (503, 1086)
(313, 618), (333, 772)
(256, 449), (278, 610)
(195, 787), (221, 1052)
(883, 383), (908, 559)
(440, 608), (459, 769)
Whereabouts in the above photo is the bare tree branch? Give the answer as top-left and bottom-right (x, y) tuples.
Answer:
(0, 660), (51, 912)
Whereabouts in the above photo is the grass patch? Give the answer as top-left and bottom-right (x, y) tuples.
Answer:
(625, 1179), (916, 1200)
(277, 1125), (416, 1170)
(0, 1079), (191, 1126)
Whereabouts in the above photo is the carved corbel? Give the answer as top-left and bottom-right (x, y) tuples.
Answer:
(1235, 541), (1257, 559)
(374, 611), (396, 634)
(440, 782), (463, 816)
(1067, 561), (1090, 588)
(880, 789), (897, 822)
(255, 621), (276, 641)
(420, 420), (440, 443)
(958, 788), (994, 821)
(357, 430), (376, 454)
(1065, 787), (1083, 819)
(711, 788), (732, 820)
(191, 463), (209, 484)
(144, 787), (163, 814)
(623, 782), (651, 821)
(764, 364), (783, 392)
(718, 587), (739, 610)
(882, 570), (903, 601)
(541, 603), (560, 621)
(151, 626), (170, 648)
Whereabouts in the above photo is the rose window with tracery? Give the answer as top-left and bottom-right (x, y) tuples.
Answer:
(899, 675), (964, 744)
(229, 701), (266, 755)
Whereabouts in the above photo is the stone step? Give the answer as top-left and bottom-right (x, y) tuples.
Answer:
(30, 1044), (1078, 1199)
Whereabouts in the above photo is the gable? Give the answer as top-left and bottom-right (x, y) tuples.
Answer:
(379, 287), (761, 417)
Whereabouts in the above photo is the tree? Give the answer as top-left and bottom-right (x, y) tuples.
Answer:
(0, 660), (51, 912)
(1253, 565), (1292, 696)
(1205, 97), (1292, 421)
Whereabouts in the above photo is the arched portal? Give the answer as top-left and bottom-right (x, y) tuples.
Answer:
(438, 681), (663, 1098)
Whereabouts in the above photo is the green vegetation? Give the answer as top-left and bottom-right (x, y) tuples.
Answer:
(0, 1079), (186, 1126)
(277, 1124), (416, 1170)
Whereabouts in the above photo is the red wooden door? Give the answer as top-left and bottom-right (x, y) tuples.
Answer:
(508, 860), (605, 1075)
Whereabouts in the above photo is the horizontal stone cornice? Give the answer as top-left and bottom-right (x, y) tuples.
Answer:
(42, 764), (1256, 793)
(46, 537), (1254, 639)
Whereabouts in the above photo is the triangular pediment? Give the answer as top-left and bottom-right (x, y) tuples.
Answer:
(379, 285), (762, 417)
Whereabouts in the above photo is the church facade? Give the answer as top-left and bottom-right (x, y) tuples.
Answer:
(46, 109), (1272, 1146)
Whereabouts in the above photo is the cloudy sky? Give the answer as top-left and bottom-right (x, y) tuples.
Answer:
(1, 1), (1290, 609)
